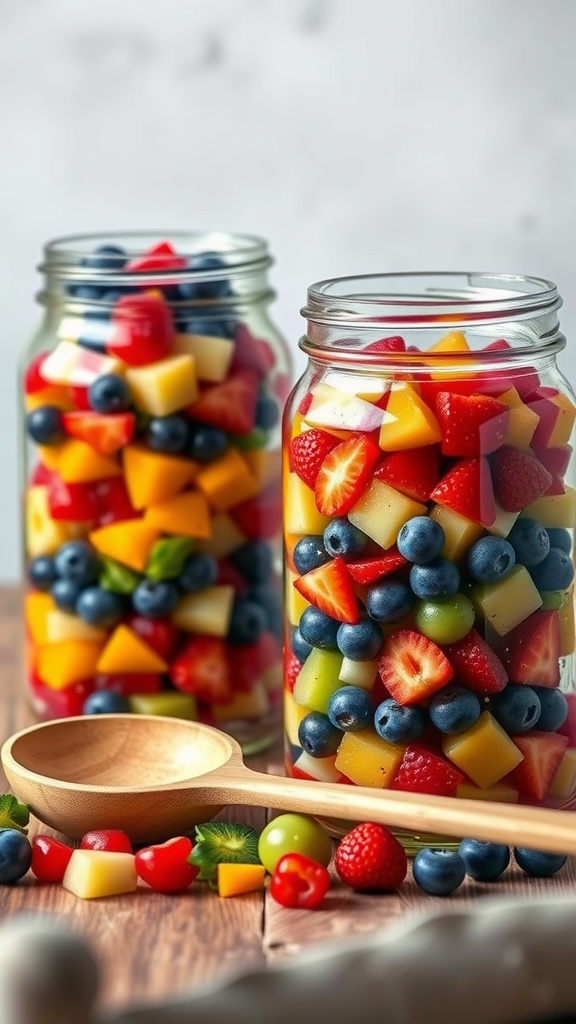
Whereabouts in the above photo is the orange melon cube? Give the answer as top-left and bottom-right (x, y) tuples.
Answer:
(97, 625), (168, 675)
(25, 592), (56, 645)
(378, 383), (442, 451)
(122, 444), (198, 510)
(144, 491), (211, 539)
(217, 863), (266, 898)
(36, 444), (67, 471)
(498, 387), (540, 448)
(25, 385), (72, 412)
(57, 439), (123, 484)
(442, 711), (524, 788)
(89, 519), (159, 573)
(195, 449), (259, 512)
(125, 354), (198, 417)
(38, 641), (104, 690)
(335, 729), (405, 788)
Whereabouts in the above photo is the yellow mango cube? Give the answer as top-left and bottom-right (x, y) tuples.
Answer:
(173, 332), (234, 383)
(128, 693), (197, 719)
(498, 388), (540, 448)
(172, 586), (234, 636)
(25, 592), (56, 645)
(97, 625), (168, 675)
(548, 392), (576, 447)
(58, 440), (123, 484)
(38, 641), (104, 690)
(195, 449), (259, 512)
(26, 486), (82, 558)
(471, 565), (542, 635)
(89, 519), (160, 573)
(25, 384), (72, 412)
(456, 781), (519, 803)
(46, 610), (107, 645)
(442, 711), (524, 788)
(144, 490), (211, 539)
(197, 513), (246, 558)
(36, 443), (67, 471)
(379, 383), (442, 451)
(428, 330), (471, 354)
(125, 354), (198, 417)
(348, 479), (426, 549)
(63, 850), (138, 899)
(429, 504), (485, 562)
(523, 487), (576, 528)
(284, 472), (331, 536)
(549, 749), (576, 800)
(211, 681), (269, 722)
(335, 729), (405, 788)
(123, 444), (198, 510)
(559, 587), (575, 657)
(217, 863), (266, 898)
(286, 568), (311, 626)
(284, 690), (311, 746)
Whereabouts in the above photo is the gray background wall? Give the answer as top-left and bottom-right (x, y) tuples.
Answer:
(1, 0), (575, 580)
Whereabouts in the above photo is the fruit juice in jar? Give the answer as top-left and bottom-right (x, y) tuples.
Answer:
(283, 272), (576, 844)
(22, 232), (290, 754)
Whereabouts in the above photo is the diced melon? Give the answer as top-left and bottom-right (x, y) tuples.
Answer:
(25, 592), (56, 645)
(243, 449), (281, 490)
(284, 473), (331, 536)
(123, 444), (198, 510)
(471, 565), (542, 635)
(549, 748), (576, 800)
(523, 487), (576, 528)
(429, 504), (484, 562)
(63, 850), (138, 899)
(46, 609), (107, 644)
(498, 388), (540, 448)
(144, 491), (211, 539)
(26, 486), (84, 557)
(559, 586), (575, 657)
(196, 449), (259, 512)
(322, 370), (390, 404)
(338, 657), (378, 689)
(284, 690), (311, 746)
(293, 649), (343, 712)
(456, 781), (519, 803)
(442, 711), (524, 788)
(97, 625), (168, 675)
(348, 479), (426, 550)
(41, 340), (124, 387)
(217, 863), (266, 898)
(286, 568), (311, 626)
(211, 681), (269, 722)
(335, 729), (405, 788)
(293, 751), (342, 783)
(304, 383), (384, 432)
(173, 332), (234, 383)
(89, 519), (159, 573)
(378, 383), (442, 451)
(125, 354), (198, 417)
(543, 392), (576, 447)
(58, 440), (123, 484)
(487, 503), (521, 539)
(128, 692), (198, 719)
(197, 513), (246, 558)
(172, 586), (234, 636)
(38, 641), (104, 689)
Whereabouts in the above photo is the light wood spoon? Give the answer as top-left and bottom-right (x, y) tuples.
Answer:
(2, 714), (576, 851)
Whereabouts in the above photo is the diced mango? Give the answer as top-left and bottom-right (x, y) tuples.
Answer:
(284, 690), (311, 746)
(25, 384), (72, 412)
(128, 692), (198, 719)
(338, 657), (378, 689)
(172, 586), (234, 636)
(89, 519), (159, 573)
(195, 449), (259, 512)
(211, 682), (269, 722)
(428, 330), (471, 354)
(442, 711), (524, 788)
(38, 641), (104, 690)
(123, 444), (198, 510)
(144, 490), (211, 539)
(173, 332), (234, 383)
(58, 440), (123, 484)
(559, 586), (575, 657)
(378, 383), (442, 451)
(348, 479), (426, 550)
(293, 649), (343, 713)
(284, 473), (331, 536)
(293, 751), (341, 782)
(523, 487), (576, 528)
(429, 504), (484, 562)
(36, 444), (67, 471)
(471, 565), (542, 635)
(25, 592), (56, 645)
(456, 781), (519, 803)
(26, 486), (83, 557)
(41, 340), (124, 387)
(549, 748), (576, 800)
(498, 388), (540, 448)
(97, 625), (168, 675)
(46, 609), (107, 644)
(217, 863), (266, 898)
(197, 513), (246, 558)
(547, 392), (576, 447)
(286, 568), (311, 626)
(243, 449), (281, 490)
(125, 354), (198, 417)
(335, 729), (405, 788)
(63, 850), (138, 899)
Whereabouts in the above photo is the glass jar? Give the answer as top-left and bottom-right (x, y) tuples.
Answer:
(22, 230), (290, 754)
(283, 272), (576, 842)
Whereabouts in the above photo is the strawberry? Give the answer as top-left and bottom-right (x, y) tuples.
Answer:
(289, 428), (338, 490)
(126, 614), (180, 660)
(93, 673), (162, 696)
(286, 653), (302, 693)
(230, 633), (281, 692)
(430, 456), (496, 526)
(91, 476), (138, 527)
(378, 629), (454, 705)
(25, 351), (50, 393)
(502, 610), (560, 688)
(62, 411), (135, 455)
(230, 324), (273, 379)
(531, 444), (571, 489)
(125, 240), (187, 273)
(364, 336), (406, 353)
(347, 548), (409, 585)
(391, 745), (464, 796)
(443, 628), (508, 695)
(334, 822), (407, 891)
(230, 482), (281, 540)
(375, 446), (440, 502)
(185, 370), (259, 436)
(294, 557), (359, 624)
(435, 392), (509, 457)
(170, 636), (233, 704)
(511, 731), (568, 801)
(315, 434), (380, 516)
(479, 340), (540, 399)
(491, 446), (552, 512)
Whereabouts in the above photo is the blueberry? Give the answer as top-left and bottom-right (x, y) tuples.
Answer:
(68, 283), (105, 301)
(51, 578), (85, 613)
(530, 548), (574, 591)
(146, 415), (189, 453)
(374, 699), (426, 744)
(409, 558), (460, 599)
(366, 580), (413, 623)
(132, 580), (180, 619)
(323, 519), (368, 560)
(397, 516), (445, 564)
(429, 686), (481, 734)
(546, 528), (572, 555)
(508, 518), (550, 567)
(327, 686), (373, 732)
(458, 839), (510, 882)
(88, 374), (131, 414)
(28, 555), (57, 591)
(293, 536), (330, 575)
(466, 536), (516, 583)
(0, 829), (32, 884)
(336, 619), (384, 660)
(412, 848), (466, 895)
(491, 684), (541, 734)
(178, 318), (229, 338)
(188, 423), (230, 463)
(179, 553), (218, 592)
(299, 607), (340, 649)
(247, 583), (282, 629)
(298, 712), (342, 758)
(292, 628), (312, 662)
(26, 405), (64, 445)
(255, 394), (280, 431)
(83, 691), (130, 715)
(231, 540), (273, 583)
(76, 587), (124, 628)
(514, 847), (567, 877)
(531, 686), (568, 732)
(54, 541), (100, 585)
(189, 253), (232, 299)
(228, 599), (267, 644)
(82, 244), (127, 271)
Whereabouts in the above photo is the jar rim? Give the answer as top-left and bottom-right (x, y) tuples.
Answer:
(43, 229), (270, 271)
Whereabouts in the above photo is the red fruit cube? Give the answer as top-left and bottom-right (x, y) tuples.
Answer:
(185, 371), (259, 436)
(443, 628), (508, 695)
(558, 693), (576, 746)
(430, 456), (496, 527)
(375, 446), (440, 502)
(125, 240), (187, 273)
(108, 293), (175, 366)
(48, 475), (98, 522)
(364, 336), (406, 353)
(29, 674), (94, 718)
(25, 352), (51, 393)
(378, 630), (454, 705)
(170, 636), (233, 704)
(93, 673), (163, 697)
(502, 610), (560, 688)
(91, 476), (138, 526)
(435, 392), (509, 457)
(62, 411), (135, 456)
(511, 731), (568, 801)
(391, 745), (464, 796)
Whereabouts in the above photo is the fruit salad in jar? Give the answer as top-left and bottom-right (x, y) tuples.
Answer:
(23, 233), (289, 753)
(284, 276), (576, 830)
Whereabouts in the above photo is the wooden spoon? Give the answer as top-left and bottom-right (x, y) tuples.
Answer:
(2, 714), (576, 851)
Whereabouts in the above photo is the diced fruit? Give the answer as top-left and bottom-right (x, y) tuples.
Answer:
(126, 240), (186, 273)
(549, 748), (576, 800)
(348, 480), (426, 550)
(491, 446), (552, 513)
(529, 388), (576, 448)
(144, 491), (211, 539)
(511, 731), (569, 801)
(315, 435), (380, 517)
(338, 657), (378, 689)
(323, 369), (389, 403)
(471, 565), (542, 636)
(25, 351), (51, 393)
(198, 513), (246, 558)
(195, 449), (258, 512)
(442, 629), (507, 695)
(346, 548), (408, 585)
(217, 863), (266, 898)
(172, 586), (234, 636)
(378, 629), (453, 705)
(294, 558), (359, 624)
(93, 673), (162, 697)
(442, 711), (524, 788)
(30, 674), (94, 717)
(284, 690), (311, 745)
(231, 324), (273, 379)
(173, 331), (234, 383)
(108, 292), (174, 367)
(435, 392), (508, 456)
(25, 384), (72, 412)
(502, 609), (560, 687)
(186, 371), (259, 435)
(293, 649), (343, 713)
(135, 836), (198, 893)
(31, 836), (73, 882)
(38, 641), (103, 690)
(375, 446), (440, 502)
(211, 682), (269, 722)
(498, 388), (540, 448)
(45, 609), (106, 644)
(378, 383), (442, 451)
(41, 341), (124, 387)
(428, 330), (471, 355)
(289, 428), (338, 490)
(431, 457), (496, 527)
(125, 354), (198, 417)
(292, 751), (342, 783)
(128, 693), (197, 718)
(96, 625), (168, 674)
(122, 444), (198, 509)
(170, 636), (232, 703)
(242, 448), (280, 490)
(61, 411), (135, 455)
(456, 781), (519, 803)
(487, 502), (521, 540)
(304, 382), (384, 432)
(391, 745), (464, 796)
(334, 729), (405, 788)
(285, 473), (331, 536)
(57, 440), (122, 484)
(523, 486), (576, 528)
(285, 568), (311, 626)
(559, 587), (575, 657)
(91, 477), (138, 526)
(63, 850), (138, 899)
(429, 505), (485, 562)
(48, 476), (97, 522)
(89, 519), (159, 573)
(25, 592), (56, 645)
(231, 482), (282, 540)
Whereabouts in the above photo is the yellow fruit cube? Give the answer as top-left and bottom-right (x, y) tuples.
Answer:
(559, 587), (575, 657)
(471, 565), (542, 635)
(173, 332), (234, 383)
(172, 586), (234, 636)
(547, 392), (576, 447)
(338, 657), (378, 689)
(523, 487), (576, 528)
(128, 693), (198, 719)
(38, 641), (104, 690)
(35, 444), (67, 471)
(456, 781), (519, 803)
(348, 479), (426, 549)
(63, 850), (137, 899)
(125, 354), (198, 417)
(286, 568), (311, 626)
(243, 449), (281, 489)
(197, 513), (246, 558)
(428, 330), (471, 354)
(58, 440), (122, 484)
(442, 711), (524, 788)
(378, 383), (442, 451)
(217, 863), (266, 898)
(25, 592), (56, 645)
(284, 473), (331, 536)
(46, 610), (107, 645)
(549, 749), (576, 800)
(123, 443), (198, 509)
(211, 681), (269, 722)
(429, 504), (484, 562)
(97, 625), (168, 675)
(335, 729), (405, 788)
(498, 388), (540, 448)
(89, 519), (159, 573)
(284, 690), (311, 746)
(293, 751), (342, 782)
(25, 384), (72, 412)
(26, 486), (83, 558)
(195, 449), (259, 512)
(144, 490), (211, 539)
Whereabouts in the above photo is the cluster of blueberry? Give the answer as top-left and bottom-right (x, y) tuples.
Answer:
(413, 840), (567, 896)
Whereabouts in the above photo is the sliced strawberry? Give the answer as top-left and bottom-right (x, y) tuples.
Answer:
(294, 557), (359, 624)
(430, 456), (496, 526)
(375, 446), (440, 502)
(230, 482), (281, 540)
(391, 745), (464, 796)
(286, 652), (302, 693)
(315, 434), (380, 516)
(511, 731), (568, 801)
(185, 370), (259, 436)
(62, 411), (135, 456)
(347, 548), (409, 585)
(125, 240), (187, 273)
(378, 629), (454, 705)
(289, 429), (339, 490)
(230, 324), (272, 379)
(502, 610), (560, 688)
(491, 446), (552, 513)
(443, 628), (507, 695)
(170, 636), (233, 704)
(435, 392), (509, 457)
(91, 476), (138, 526)
(364, 336), (406, 353)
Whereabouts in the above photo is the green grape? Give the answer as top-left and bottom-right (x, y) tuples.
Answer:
(414, 594), (475, 645)
(257, 814), (332, 874)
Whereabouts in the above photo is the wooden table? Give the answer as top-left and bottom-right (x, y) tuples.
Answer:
(1, 585), (575, 1015)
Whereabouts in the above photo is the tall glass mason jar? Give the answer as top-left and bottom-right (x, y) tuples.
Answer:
(22, 231), (290, 754)
(284, 273), (576, 840)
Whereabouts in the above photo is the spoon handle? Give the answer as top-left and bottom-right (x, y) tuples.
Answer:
(211, 769), (576, 855)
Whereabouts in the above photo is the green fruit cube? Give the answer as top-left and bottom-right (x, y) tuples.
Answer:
(128, 693), (198, 719)
(293, 649), (343, 712)
(471, 565), (542, 636)
(338, 657), (378, 690)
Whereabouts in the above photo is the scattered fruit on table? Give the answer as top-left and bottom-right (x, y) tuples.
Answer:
(513, 847), (567, 877)
(136, 836), (198, 893)
(257, 813), (332, 875)
(190, 822), (261, 882)
(62, 849), (138, 899)
(80, 829), (133, 854)
(270, 852), (330, 909)
(412, 848), (466, 895)
(31, 835), (73, 882)
(218, 862), (266, 898)
(457, 839), (510, 882)
(334, 822), (407, 891)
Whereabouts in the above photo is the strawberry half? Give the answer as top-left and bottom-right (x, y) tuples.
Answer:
(435, 392), (509, 456)
(430, 456), (496, 526)
(443, 628), (508, 695)
(491, 446), (552, 512)
(375, 445), (440, 502)
(391, 745), (464, 796)
(185, 370), (259, 436)
(289, 428), (338, 490)
(378, 629), (454, 705)
(62, 411), (135, 456)
(502, 609), (560, 688)
(170, 636), (233, 704)
(511, 731), (568, 801)
(294, 557), (359, 624)
(347, 547), (409, 585)
(315, 434), (380, 516)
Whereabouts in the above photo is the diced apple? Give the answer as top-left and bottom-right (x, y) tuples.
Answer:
(487, 502), (521, 539)
(211, 681), (269, 722)
(429, 504), (485, 562)
(293, 751), (342, 783)
(471, 565), (542, 635)
(304, 383), (384, 432)
(442, 711), (524, 788)
(348, 479), (426, 550)
(293, 649), (343, 713)
(284, 472), (331, 536)
(125, 354), (198, 417)
(173, 332), (234, 383)
(38, 641), (104, 690)
(335, 729), (405, 788)
(63, 850), (138, 899)
(338, 657), (378, 689)
(172, 586), (234, 636)
(128, 692), (198, 719)
(378, 383), (442, 450)
(523, 487), (576, 528)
